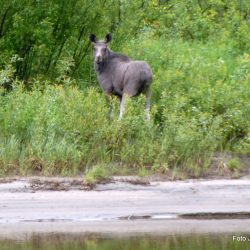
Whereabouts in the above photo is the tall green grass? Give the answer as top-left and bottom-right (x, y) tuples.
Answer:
(0, 36), (249, 176)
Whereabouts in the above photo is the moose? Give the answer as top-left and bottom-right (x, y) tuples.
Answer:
(89, 33), (153, 120)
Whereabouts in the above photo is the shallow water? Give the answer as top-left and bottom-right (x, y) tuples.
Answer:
(1, 233), (250, 250)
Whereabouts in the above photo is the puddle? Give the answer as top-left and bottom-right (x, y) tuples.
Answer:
(1, 212), (249, 224)
(1, 233), (250, 250)
(180, 212), (250, 220)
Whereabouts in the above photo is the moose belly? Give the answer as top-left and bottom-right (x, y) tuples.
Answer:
(99, 79), (122, 97)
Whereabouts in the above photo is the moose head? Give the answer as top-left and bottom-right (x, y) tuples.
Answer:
(89, 33), (112, 64)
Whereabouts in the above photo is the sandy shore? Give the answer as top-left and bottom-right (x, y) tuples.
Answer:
(0, 178), (250, 239)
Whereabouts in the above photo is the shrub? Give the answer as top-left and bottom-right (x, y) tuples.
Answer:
(0, 31), (249, 176)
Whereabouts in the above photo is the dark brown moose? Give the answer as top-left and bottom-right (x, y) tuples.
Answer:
(89, 33), (153, 120)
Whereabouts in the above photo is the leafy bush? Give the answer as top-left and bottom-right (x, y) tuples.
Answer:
(227, 157), (241, 171)
(0, 0), (249, 176)
(0, 35), (249, 176)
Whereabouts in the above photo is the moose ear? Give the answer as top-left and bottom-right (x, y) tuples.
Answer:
(105, 33), (112, 43)
(89, 34), (97, 43)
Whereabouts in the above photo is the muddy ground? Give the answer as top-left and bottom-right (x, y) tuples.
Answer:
(1, 176), (250, 239)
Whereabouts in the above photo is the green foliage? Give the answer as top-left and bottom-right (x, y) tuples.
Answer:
(0, 0), (249, 176)
(84, 164), (110, 185)
(0, 0), (249, 84)
(227, 157), (241, 171)
(0, 234), (248, 250)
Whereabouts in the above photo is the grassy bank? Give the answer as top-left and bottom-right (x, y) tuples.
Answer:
(0, 36), (249, 177)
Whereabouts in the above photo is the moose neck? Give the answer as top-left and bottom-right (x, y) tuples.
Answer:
(95, 61), (105, 73)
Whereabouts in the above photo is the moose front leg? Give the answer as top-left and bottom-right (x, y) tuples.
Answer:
(119, 93), (128, 120)
(105, 94), (114, 119)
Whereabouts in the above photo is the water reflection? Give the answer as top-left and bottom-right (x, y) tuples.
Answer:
(1, 233), (250, 250)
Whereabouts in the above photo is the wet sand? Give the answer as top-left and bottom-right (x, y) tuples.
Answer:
(0, 178), (250, 239)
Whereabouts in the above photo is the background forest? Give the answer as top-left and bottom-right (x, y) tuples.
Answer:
(0, 0), (249, 177)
